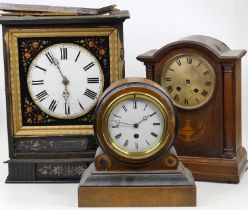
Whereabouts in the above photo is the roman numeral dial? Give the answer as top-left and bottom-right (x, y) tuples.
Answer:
(161, 54), (216, 109)
(27, 43), (104, 119)
(60, 47), (68, 60)
(108, 96), (165, 154)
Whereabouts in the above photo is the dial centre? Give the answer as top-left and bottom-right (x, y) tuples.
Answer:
(134, 134), (139, 139)
(63, 77), (69, 85)
(133, 123), (139, 128)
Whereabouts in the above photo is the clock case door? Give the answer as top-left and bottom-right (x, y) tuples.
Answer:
(0, 11), (129, 183)
(137, 35), (247, 183)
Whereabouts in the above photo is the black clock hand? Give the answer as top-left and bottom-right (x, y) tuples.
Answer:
(50, 53), (68, 82)
(136, 112), (156, 125)
(49, 53), (70, 102)
(110, 120), (133, 126)
(137, 115), (150, 125)
(63, 84), (70, 103)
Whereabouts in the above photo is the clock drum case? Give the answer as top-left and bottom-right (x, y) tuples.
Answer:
(137, 35), (247, 183)
(0, 9), (129, 182)
(78, 78), (196, 207)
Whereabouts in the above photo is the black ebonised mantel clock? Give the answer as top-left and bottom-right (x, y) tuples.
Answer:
(137, 35), (247, 183)
(0, 9), (129, 182)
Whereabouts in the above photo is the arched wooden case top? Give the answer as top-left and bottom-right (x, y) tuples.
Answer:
(137, 35), (247, 183)
(94, 77), (178, 165)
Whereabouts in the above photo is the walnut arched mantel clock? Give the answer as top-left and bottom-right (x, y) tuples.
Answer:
(137, 35), (247, 183)
(0, 6), (129, 183)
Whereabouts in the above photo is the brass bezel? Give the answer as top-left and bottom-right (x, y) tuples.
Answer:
(95, 80), (178, 165)
(27, 43), (104, 119)
(161, 53), (216, 110)
(102, 92), (170, 160)
(6, 27), (122, 137)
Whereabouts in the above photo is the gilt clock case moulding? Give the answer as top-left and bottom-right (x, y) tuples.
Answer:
(78, 78), (196, 207)
(0, 9), (129, 183)
(137, 35), (247, 183)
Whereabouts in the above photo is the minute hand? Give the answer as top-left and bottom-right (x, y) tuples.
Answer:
(137, 113), (155, 125)
(50, 54), (70, 88)
(51, 56), (66, 80)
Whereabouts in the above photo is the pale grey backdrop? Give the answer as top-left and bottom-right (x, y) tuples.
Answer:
(0, 1), (247, 209)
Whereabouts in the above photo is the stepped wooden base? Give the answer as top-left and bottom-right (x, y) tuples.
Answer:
(79, 186), (196, 207)
(179, 147), (247, 183)
(78, 163), (196, 207)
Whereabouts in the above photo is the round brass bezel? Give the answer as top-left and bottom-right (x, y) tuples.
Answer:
(161, 53), (216, 110)
(102, 92), (170, 160)
(27, 43), (104, 119)
(95, 82), (177, 165)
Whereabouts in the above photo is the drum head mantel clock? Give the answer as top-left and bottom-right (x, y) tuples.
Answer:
(78, 78), (196, 207)
(137, 35), (247, 183)
(0, 5), (129, 182)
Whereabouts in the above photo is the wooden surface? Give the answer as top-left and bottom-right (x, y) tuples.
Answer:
(179, 147), (247, 183)
(137, 35), (247, 183)
(78, 186), (196, 207)
(0, 3), (116, 15)
(0, 10), (130, 25)
(94, 147), (179, 171)
(78, 162), (196, 207)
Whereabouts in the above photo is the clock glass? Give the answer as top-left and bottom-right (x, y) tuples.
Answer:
(104, 93), (170, 160)
(161, 54), (216, 109)
(27, 43), (104, 119)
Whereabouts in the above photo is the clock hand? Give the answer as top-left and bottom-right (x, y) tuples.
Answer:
(137, 113), (154, 125)
(63, 84), (70, 102)
(49, 53), (70, 102)
(50, 53), (68, 82)
(110, 120), (133, 126)
(134, 112), (157, 127)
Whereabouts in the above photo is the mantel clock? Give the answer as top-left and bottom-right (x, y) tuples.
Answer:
(137, 35), (247, 183)
(0, 10), (129, 182)
(78, 78), (196, 207)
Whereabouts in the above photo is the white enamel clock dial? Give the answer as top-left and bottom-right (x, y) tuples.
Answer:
(27, 43), (104, 119)
(108, 97), (165, 153)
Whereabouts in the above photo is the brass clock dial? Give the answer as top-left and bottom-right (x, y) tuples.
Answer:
(161, 54), (216, 109)
(94, 78), (177, 165)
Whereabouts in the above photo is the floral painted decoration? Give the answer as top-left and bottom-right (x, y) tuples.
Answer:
(18, 36), (110, 126)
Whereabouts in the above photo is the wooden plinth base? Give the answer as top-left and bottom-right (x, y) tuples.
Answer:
(179, 147), (247, 183)
(78, 163), (196, 207)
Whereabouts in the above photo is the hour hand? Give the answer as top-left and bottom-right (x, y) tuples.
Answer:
(47, 52), (66, 80)
(137, 112), (156, 125)
(47, 52), (59, 67)
(63, 86), (70, 102)
(137, 115), (149, 125)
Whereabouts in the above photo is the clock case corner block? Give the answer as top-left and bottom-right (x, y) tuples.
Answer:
(0, 11), (130, 183)
(137, 35), (247, 183)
